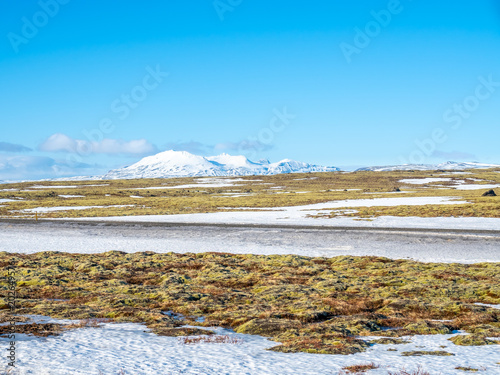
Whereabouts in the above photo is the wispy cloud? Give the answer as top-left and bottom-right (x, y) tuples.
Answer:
(0, 141), (32, 153)
(0, 155), (100, 181)
(39, 133), (157, 156)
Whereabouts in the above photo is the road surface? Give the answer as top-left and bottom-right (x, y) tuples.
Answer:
(1, 219), (499, 263)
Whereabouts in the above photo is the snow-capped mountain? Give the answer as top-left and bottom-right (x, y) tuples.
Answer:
(356, 161), (500, 172)
(103, 150), (340, 179)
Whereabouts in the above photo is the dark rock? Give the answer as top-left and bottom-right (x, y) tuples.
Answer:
(482, 189), (497, 197)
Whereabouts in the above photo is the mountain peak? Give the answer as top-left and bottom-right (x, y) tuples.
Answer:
(104, 150), (340, 179)
(356, 161), (500, 172)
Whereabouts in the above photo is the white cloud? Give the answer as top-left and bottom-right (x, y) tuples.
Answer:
(39, 133), (157, 156)
(0, 155), (100, 181)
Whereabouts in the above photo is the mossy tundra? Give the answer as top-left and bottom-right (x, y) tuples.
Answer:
(1, 252), (499, 354)
(0, 168), (498, 219)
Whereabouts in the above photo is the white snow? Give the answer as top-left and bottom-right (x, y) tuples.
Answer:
(28, 184), (109, 189)
(70, 196), (475, 228)
(398, 178), (500, 190)
(358, 161), (500, 172)
(58, 195), (85, 198)
(136, 183), (236, 190)
(474, 303), (500, 310)
(103, 150), (340, 179)
(29, 185), (78, 189)
(0, 198), (17, 203)
(218, 193), (255, 198)
(130, 195), (144, 198)
(399, 178), (452, 184)
(21, 205), (135, 213)
(4, 317), (500, 375)
(453, 184), (500, 191)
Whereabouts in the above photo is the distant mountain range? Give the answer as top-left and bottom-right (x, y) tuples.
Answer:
(355, 161), (500, 172)
(4, 154), (499, 183)
(103, 150), (340, 179)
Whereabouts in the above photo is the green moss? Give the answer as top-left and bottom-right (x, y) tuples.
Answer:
(2, 251), (500, 355)
(449, 334), (499, 346)
(403, 320), (452, 335)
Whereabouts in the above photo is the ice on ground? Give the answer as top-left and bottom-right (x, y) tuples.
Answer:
(399, 177), (500, 190)
(0, 198), (17, 203)
(58, 195), (85, 198)
(130, 195), (144, 198)
(135, 183), (235, 190)
(218, 193), (255, 198)
(29, 185), (78, 189)
(399, 178), (452, 184)
(453, 184), (500, 190)
(21, 205), (135, 213)
(28, 184), (108, 189)
(73, 196), (468, 227)
(474, 303), (500, 310)
(136, 178), (257, 190)
(4, 319), (500, 375)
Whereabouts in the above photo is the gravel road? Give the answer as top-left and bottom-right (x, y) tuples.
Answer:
(1, 220), (499, 263)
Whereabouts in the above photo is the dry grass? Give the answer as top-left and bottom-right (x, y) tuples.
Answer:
(0, 169), (498, 219)
(340, 362), (379, 373)
(178, 334), (242, 345)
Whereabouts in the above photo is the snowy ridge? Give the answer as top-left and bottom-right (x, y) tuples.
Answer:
(103, 150), (340, 179)
(356, 161), (500, 172)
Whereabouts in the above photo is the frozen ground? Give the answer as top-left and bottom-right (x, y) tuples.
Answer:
(454, 183), (500, 190)
(27, 184), (108, 189)
(399, 177), (500, 190)
(20, 205), (135, 213)
(2, 316), (499, 375)
(399, 178), (452, 184)
(1, 221), (499, 263)
(62, 195), (500, 232)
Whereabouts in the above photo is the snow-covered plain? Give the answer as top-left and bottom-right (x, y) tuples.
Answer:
(399, 178), (452, 184)
(68, 196), (500, 231)
(0, 198), (17, 203)
(454, 183), (500, 190)
(27, 184), (108, 189)
(3, 315), (500, 375)
(21, 205), (135, 213)
(398, 177), (500, 191)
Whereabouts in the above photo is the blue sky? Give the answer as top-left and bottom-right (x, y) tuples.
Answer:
(1, 0), (500, 179)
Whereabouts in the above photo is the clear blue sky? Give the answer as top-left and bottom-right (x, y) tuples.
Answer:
(1, 0), (500, 179)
